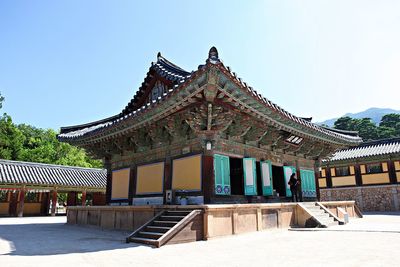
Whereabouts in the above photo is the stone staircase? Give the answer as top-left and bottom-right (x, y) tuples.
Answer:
(126, 209), (201, 247)
(301, 202), (339, 227)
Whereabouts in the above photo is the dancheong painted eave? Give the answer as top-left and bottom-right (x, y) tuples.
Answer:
(57, 47), (362, 146)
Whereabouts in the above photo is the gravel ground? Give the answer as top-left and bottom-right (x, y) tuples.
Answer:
(1, 213), (399, 267)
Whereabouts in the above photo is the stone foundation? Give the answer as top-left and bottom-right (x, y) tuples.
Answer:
(67, 201), (360, 241)
(320, 185), (400, 212)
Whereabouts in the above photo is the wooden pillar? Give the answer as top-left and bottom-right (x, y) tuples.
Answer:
(314, 161), (321, 201)
(67, 192), (77, 206)
(9, 191), (18, 216)
(128, 165), (136, 205)
(51, 190), (57, 216)
(354, 163), (363, 186)
(81, 191), (86, 206)
(164, 157), (172, 204)
(104, 156), (112, 205)
(17, 188), (25, 217)
(326, 165), (333, 188)
(202, 155), (214, 204)
(388, 160), (398, 184)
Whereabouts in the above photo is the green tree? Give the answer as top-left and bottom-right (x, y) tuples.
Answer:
(355, 118), (378, 141)
(0, 116), (102, 168)
(334, 116), (357, 131)
(377, 126), (396, 139)
(0, 114), (25, 160)
(379, 113), (400, 128)
(0, 93), (4, 109)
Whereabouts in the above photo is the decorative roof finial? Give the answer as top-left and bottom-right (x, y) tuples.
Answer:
(157, 52), (162, 59)
(207, 46), (220, 64)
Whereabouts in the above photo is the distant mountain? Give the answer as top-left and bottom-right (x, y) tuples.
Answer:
(319, 108), (400, 127)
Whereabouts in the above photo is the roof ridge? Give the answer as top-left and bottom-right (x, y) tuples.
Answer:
(215, 61), (362, 144)
(0, 159), (105, 172)
(156, 52), (191, 75)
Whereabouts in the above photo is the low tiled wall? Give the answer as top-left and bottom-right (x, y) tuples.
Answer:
(320, 185), (400, 212)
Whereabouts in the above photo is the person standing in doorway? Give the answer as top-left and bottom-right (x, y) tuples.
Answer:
(288, 173), (299, 202)
(297, 175), (303, 202)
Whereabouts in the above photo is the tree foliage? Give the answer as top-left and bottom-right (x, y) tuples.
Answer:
(0, 93), (4, 110)
(334, 113), (400, 141)
(0, 115), (102, 168)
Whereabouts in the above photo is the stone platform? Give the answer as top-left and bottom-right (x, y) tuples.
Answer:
(67, 201), (361, 241)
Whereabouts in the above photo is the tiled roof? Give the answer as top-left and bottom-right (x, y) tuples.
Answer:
(59, 53), (192, 136)
(58, 47), (362, 145)
(325, 137), (400, 162)
(0, 159), (106, 189)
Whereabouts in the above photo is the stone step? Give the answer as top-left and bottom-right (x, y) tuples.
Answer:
(165, 211), (192, 216)
(153, 220), (179, 227)
(159, 215), (185, 221)
(138, 231), (164, 239)
(146, 226), (172, 233)
(129, 237), (158, 246)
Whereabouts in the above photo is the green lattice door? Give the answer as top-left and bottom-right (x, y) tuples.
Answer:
(214, 154), (231, 195)
(243, 158), (257, 195)
(260, 160), (273, 196)
(283, 166), (296, 197)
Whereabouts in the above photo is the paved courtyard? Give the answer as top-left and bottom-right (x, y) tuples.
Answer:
(1, 213), (399, 267)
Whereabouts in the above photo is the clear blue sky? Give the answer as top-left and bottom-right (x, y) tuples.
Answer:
(1, 0), (399, 130)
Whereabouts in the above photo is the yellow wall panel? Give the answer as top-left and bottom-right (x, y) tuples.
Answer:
(136, 162), (164, 194)
(23, 203), (42, 215)
(111, 168), (130, 199)
(321, 169), (326, 178)
(360, 165), (366, 174)
(330, 168), (336, 177)
(362, 173), (390, 185)
(0, 203), (9, 215)
(332, 176), (356, 187)
(397, 171), (400, 182)
(382, 162), (388, 172)
(395, 161), (400, 171)
(318, 178), (327, 188)
(349, 166), (355, 175)
(172, 154), (202, 191)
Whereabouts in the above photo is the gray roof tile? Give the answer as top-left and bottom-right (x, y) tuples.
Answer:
(0, 160), (106, 189)
(325, 138), (400, 162)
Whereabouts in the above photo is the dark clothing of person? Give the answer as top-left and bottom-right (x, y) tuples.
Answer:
(290, 188), (299, 202)
(288, 176), (299, 202)
(297, 178), (303, 202)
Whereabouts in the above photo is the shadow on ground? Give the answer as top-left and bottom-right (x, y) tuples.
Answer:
(0, 222), (143, 256)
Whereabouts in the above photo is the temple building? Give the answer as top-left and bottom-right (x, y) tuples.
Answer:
(319, 137), (400, 211)
(58, 47), (362, 206)
(0, 159), (106, 217)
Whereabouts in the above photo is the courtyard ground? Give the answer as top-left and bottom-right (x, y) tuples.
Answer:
(0, 213), (399, 267)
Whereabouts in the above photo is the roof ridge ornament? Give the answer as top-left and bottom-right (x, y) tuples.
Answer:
(207, 46), (220, 64)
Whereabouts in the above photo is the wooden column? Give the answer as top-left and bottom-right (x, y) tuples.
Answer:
(202, 155), (214, 204)
(314, 161), (321, 201)
(354, 163), (363, 186)
(128, 165), (135, 205)
(51, 190), (57, 216)
(9, 191), (18, 216)
(81, 191), (87, 206)
(388, 160), (398, 184)
(17, 188), (25, 217)
(326, 164), (333, 188)
(104, 156), (112, 205)
(67, 192), (77, 206)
